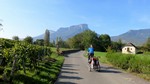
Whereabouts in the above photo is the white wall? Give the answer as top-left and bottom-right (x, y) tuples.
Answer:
(122, 46), (136, 54)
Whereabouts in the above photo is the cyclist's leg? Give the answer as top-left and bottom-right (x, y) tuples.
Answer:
(88, 53), (90, 60)
(88, 53), (92, 63)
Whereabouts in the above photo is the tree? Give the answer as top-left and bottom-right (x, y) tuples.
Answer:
(111, 39), (125, 52)
(82, 30), (98, 49)
(50, 40), (55, 47)
(67, 34), (82, 48)
(34, 39), (44, 46)
(57, 37), (69, 48)
(67, 30), (99, 50)
(143, 37), (150, 51)
(12, 36), (19, 41)
(99, 34), (111, 51)
(145, 37), (150, 47)
(117, 39), (124, 51)
(23, 36), (33, 44)
(111, 41), (118, 52)
(44, 29), (50, 46)
(0, 23), (3, 32)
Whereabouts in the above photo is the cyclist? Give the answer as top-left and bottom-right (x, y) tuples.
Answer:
(88, 45), (94, 63)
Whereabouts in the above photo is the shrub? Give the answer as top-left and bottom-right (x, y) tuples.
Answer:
(128, 56), (150, 74)
(106, 52), (150, 74)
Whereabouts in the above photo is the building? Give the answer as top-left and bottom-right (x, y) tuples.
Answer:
(122, 43), (137, 54)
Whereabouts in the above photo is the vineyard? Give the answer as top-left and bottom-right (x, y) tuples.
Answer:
(0, 38), (64, 84)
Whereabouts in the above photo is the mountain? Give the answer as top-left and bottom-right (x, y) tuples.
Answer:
(111, 29), (150, 45)
(34, 30), (55, 40)
(34, 24), (89, 41)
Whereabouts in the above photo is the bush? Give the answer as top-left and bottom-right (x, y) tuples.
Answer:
(106, 53), (134, 70)
(0, 66), (4, 74)
(106, 52), (150, 74)
(128, 56), (150, 74)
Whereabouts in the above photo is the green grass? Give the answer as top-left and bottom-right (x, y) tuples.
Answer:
(106, 52), (150, 81)
(136, 53), (150, 56)
(51, 47), (71, 53)
(84, 51), (108, 63)
(51, 47), (57, 52)
(85, 51), (150, 81)
(94, 51), (108, 63)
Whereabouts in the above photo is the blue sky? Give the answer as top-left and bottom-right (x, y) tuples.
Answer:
(0, 0), (150, 39)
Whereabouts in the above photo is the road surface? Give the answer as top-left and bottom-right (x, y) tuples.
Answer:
(55, 51), (150, 84)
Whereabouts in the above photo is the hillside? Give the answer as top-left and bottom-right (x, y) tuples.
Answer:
(111, 29), (150, 45)
(34, 24), (89, 41)
(34, 24), (150, 46)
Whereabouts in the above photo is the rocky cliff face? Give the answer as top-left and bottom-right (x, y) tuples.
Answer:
(34, 24), (89, 41)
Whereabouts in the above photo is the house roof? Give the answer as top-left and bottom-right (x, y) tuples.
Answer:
(123, 43), (138, 49)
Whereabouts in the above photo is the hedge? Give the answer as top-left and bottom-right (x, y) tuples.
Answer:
(106, 52), (150, 74)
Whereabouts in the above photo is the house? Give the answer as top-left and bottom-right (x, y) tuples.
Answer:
(122, 43), (137, 54)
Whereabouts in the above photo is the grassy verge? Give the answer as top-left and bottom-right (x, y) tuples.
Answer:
(86, 51), (150, 81)
(106, 52), (150, 81)
(94, 51), (108, 63)
(84, 51), (108, 64)
(51, 47), (71, 52)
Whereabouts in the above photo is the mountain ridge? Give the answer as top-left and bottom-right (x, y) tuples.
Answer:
(111, 28), (150, 45)
(34, 24), (150, 46)
(33, 24), (89, 41)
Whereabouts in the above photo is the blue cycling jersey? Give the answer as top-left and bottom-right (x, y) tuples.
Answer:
(88, 47), (94, 54)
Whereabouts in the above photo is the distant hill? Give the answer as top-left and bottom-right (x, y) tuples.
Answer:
(34, 24), (150, 46)
(111, 29), (150, 45)
(34, 24), (89, 41)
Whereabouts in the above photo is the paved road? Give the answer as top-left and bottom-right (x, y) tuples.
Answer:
(55, 51), (150, 84)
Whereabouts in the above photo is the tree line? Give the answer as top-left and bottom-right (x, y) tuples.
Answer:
(11, 30), (112, 51)
(66, 30), (123, 52)
(11, 29), (150, 52)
